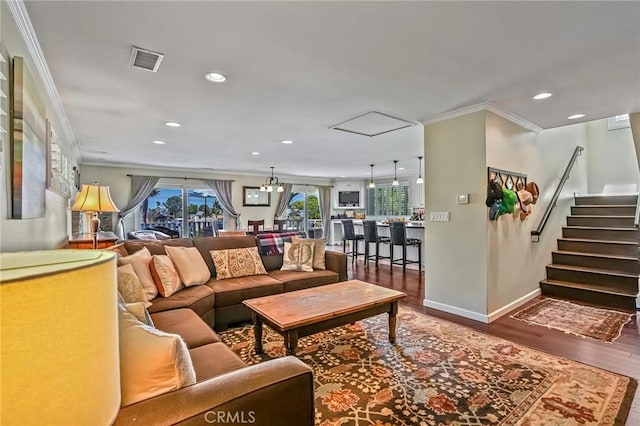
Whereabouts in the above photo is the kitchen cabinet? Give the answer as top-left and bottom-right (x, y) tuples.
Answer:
(409, 175), (425, 207)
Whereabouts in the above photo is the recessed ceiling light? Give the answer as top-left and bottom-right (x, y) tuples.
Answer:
(153, 140), (166, 145)
(340, 176), (346, 178)
(251, 152), (260, 156)
(533, 92), (553, 100)
(204, 72), (227, 83)
(165, 122), (181, 127)
(568, 114), (585, 120)
(281, 140), (293, 144)
(399, 167), (405, 171)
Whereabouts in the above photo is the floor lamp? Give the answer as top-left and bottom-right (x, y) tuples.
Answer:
(71, 184), (120, 249)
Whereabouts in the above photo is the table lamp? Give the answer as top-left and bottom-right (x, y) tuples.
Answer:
(1, 250), (120, 425)
(71, 183), (120, 249)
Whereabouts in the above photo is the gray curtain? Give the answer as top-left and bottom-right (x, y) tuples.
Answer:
(203, 179), (241, 229)
(117, 175), (160, 239)
(274, 183), (293, 218)
(318, 185), (332, 237)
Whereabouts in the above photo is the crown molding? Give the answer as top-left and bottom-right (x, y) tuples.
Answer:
(6, 0), (80, 159)
(421, 102), (544, 134)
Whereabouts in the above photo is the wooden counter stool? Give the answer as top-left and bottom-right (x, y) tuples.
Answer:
(389, 222), (422, 272)
(363, 220), (390, 268)
(341, 219), (365, 263)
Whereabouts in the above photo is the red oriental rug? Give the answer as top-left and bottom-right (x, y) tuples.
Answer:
(220, 308), (636, 425)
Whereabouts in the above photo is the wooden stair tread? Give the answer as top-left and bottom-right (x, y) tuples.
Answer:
(568, 215), (635, 218)
(553, 250), (639, 261)
(572, 204), (636, 207)
(563, 226), (638, 231)
(558, 238), (638, 245)
(547, 263), (639, 278)
(541, 279), (638, 297)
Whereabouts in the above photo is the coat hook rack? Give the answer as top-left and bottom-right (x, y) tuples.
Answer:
(487, 167), (527, 190)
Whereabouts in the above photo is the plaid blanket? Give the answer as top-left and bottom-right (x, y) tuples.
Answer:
(256, 231), (306, 256)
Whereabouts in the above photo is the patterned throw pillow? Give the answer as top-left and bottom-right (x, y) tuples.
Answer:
(291, 236), (326, 270)
(281, 241), (315, 272)
(164, 246), (210, 286)
(150, 255), (183, 297)
(211, 247), (268, 280)
(118, 247), (157, 300)
(117, 263), (152, 307)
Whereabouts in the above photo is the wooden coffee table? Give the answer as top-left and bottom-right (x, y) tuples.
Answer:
(242, 279), (406, 355)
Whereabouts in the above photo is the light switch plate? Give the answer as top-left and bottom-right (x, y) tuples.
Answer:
(429, 212), (450, 222)
(457, 194), (469, 204)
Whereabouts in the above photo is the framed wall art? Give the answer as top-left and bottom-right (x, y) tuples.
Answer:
(11, 56), (47, 219)
(46, 119), (71, 198)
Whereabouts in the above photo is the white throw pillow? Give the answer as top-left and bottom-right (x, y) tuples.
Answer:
(118, 247), (157, 300)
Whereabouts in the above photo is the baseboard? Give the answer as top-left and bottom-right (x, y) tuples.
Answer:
(486, 288), (541, 323)
(423, 288), (541, 324)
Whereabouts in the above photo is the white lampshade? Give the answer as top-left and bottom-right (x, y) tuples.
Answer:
(71, 184), (120, 213)
(1, 250), (120, 425)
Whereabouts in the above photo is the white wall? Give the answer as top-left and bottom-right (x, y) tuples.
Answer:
(0, 2), (78, 252)
(80, 164), (330, 235)
(585, 118), (638, 194)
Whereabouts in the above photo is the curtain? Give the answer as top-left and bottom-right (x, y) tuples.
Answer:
(116, 175), (160, 239)
(203, 179), (241, 229)
(318, 185), (332, 237)
(274, 183), (293, 218)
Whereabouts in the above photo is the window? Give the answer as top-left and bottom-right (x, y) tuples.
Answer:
(286, 186), (320, 231)
(366, 182), (410, 217)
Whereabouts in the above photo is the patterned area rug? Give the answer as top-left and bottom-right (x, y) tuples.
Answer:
(511, 298), (634, 342)
(220, 308), (636, 425)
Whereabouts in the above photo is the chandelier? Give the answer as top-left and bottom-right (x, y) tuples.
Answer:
(260, 166), (284, 192)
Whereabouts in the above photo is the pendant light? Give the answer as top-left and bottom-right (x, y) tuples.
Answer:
(259, 166), (284, 192)
(368, 164), (376, 188)
(416, 156), (424, 184)
(392, 160), (399, 186)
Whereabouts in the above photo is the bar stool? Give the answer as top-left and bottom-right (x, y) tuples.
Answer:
(341, 219), (365, 263)
(389, 222), (422, 272)
(362, 220), (390, 268)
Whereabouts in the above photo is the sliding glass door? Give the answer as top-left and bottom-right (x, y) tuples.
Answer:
(286, 186), (320, 233)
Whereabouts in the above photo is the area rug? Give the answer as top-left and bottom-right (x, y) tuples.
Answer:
(510, 298), (634, 343)
(220, 308), (636, 425)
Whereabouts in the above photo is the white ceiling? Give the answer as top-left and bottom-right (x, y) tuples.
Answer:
(24, 1), (640, 180)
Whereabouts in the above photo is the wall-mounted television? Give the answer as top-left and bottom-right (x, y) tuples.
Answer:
(338, 191), (360, 206)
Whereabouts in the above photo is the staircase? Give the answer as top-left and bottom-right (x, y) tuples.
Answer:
(540, 194), (640, 310)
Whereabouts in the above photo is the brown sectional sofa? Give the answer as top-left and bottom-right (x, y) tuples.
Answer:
(123, 235), (348, 331)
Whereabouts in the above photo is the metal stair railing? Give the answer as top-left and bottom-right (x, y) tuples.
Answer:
(531, 146), (584, 242)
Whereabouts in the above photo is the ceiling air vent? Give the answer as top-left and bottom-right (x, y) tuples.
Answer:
(130, 46), (164, 72)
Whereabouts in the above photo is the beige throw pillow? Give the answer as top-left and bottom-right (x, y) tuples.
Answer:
(150, 255), (183, 297)
(123, 302), (154, 327)
(117, 263), (153, 306)
(118, 247), (157, 300)
(211, 247), (267, 280)
(281, 241), (315, 272)
(165, 246), (210, 286)
(292, 236), (326, 270)
(118, 306), (195, 406)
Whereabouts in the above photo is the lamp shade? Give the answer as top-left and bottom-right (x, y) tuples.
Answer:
(71, 184), (120, 213)
(1, 250), (120, 425)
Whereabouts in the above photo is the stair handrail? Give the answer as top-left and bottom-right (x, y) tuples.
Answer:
(634, 188), (640, 227)
(531, 146), (584, 242)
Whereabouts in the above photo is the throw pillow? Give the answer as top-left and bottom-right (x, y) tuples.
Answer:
(150, 255), (183, 297)
(118, 247), (157, 300)
(292, 235), (326, 270)
(117, 263), (152, 307)
(123, 302), (154, 327)
(281, 241), (315, 272)
(107, 242), (129, 259)
(165, 246), (210, 286)
(211, 247), (268, 280)
(118, 306), (196, 406)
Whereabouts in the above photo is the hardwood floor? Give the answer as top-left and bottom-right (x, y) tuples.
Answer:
(348, 260), (640, 425)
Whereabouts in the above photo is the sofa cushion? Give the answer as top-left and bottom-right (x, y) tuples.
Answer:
(123, 302), (154, 326)
(117, 264), (151, 307)
(207, 275), (283, 307)
(281, 241), (315, 272)
(118, 306), (196, 407)
(165, 246), (210, 286)
(268, 269), (339, 292)
(150, 255), (183, 297)
(292, 236), (326, 270)
(151, 309), (219, 349)
(124, 238), (194, 255)
(118, 247), (157, 300)
(188, 342), (246, 382)
(211, 247), (267, 280)
(147, 285), (215, 320)
(193, 236), (257, 277)
(261, 254), (284, 271)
